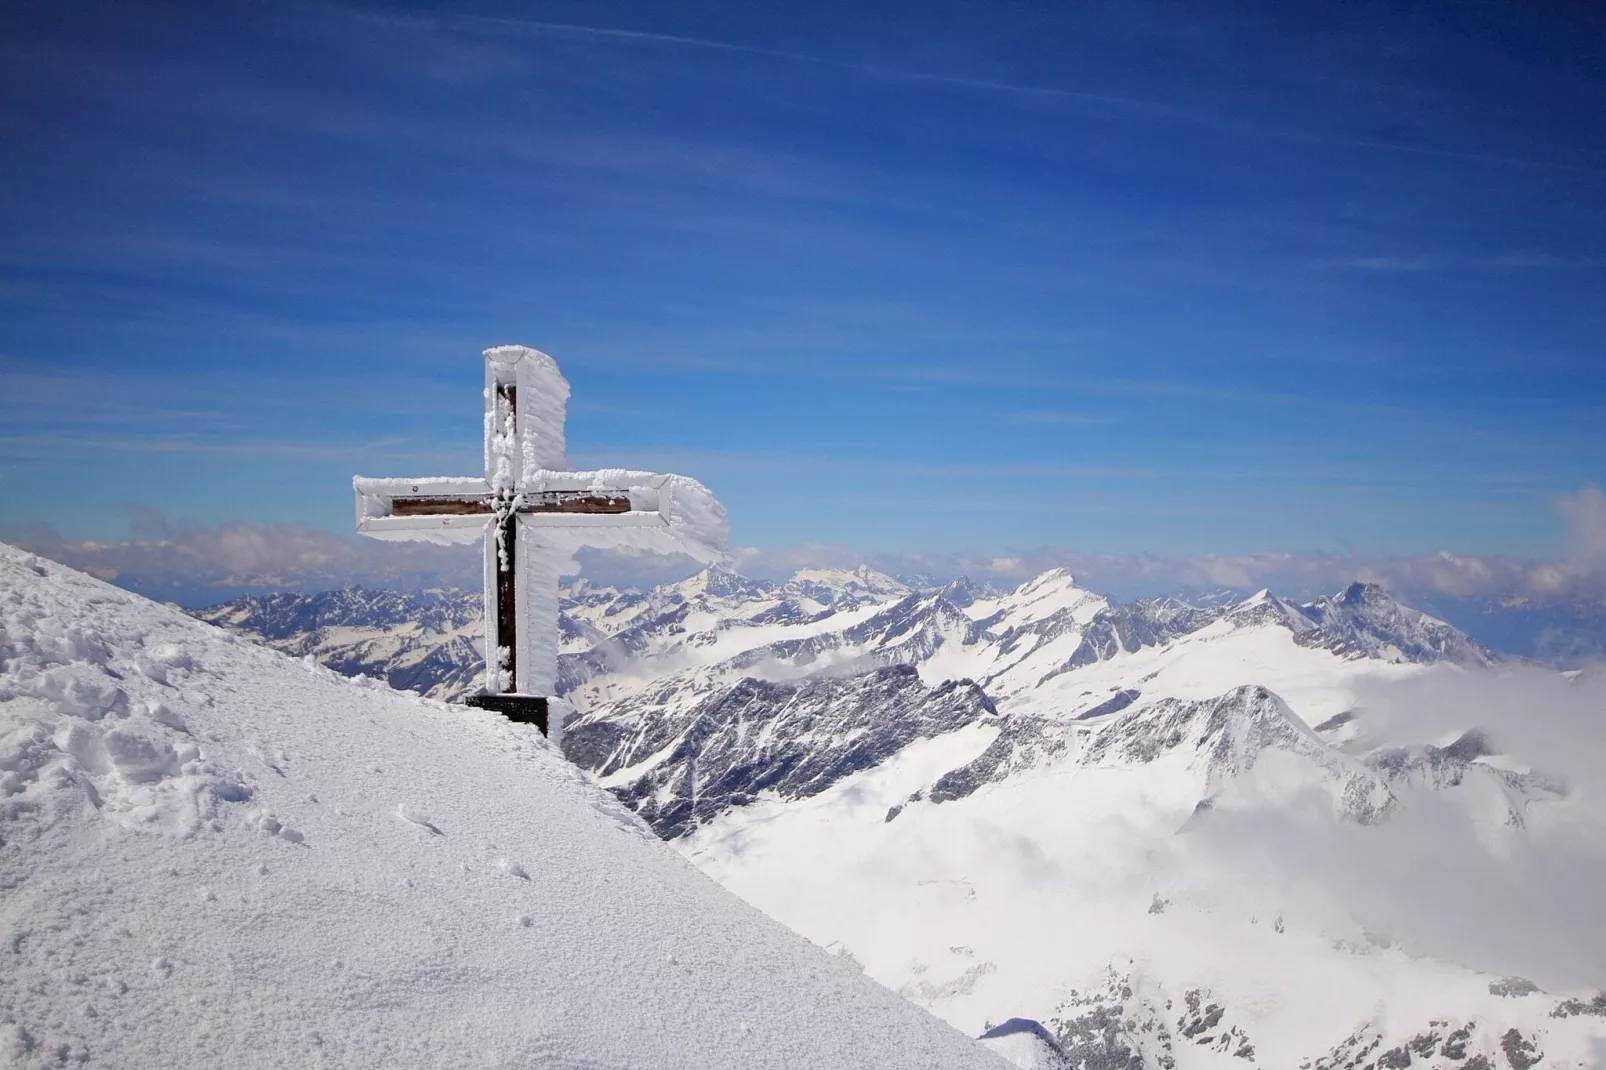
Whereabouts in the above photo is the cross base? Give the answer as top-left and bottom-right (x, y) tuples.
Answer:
(465, 693), (549, 734)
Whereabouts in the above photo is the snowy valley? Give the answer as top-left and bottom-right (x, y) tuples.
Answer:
(191, 561), (1606, 1068)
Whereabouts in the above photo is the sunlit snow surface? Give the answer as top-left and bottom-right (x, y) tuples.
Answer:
(188, 561), (1606, 1067)
(0, 543), (1009, 1069)
(664, 592), (1606, 1068)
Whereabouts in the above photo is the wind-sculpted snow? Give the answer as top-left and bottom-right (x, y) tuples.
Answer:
(0, 542), (1011, 1069)
(565, 665), (996, 838)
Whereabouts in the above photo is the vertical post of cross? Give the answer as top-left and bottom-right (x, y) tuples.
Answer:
(486, 374), (521, 695)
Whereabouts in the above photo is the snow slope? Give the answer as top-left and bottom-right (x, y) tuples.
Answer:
(0, 543), (1007, 1070)
(672, 658), (1606, 1069)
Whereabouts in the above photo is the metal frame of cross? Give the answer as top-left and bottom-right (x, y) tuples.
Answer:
(352, 345), (727, 731)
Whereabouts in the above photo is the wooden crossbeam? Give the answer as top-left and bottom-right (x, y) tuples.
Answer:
(521, 494), (632, 514)
(391, 497), (494, 516)
(390, 493), (632, 517)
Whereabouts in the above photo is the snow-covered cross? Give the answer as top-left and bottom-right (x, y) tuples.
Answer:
(353, 345), (727, 732)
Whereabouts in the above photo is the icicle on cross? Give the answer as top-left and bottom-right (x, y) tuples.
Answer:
(353, 345), (727, 715)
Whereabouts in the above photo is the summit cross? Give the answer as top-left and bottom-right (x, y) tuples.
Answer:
(353, 345), (728, 733)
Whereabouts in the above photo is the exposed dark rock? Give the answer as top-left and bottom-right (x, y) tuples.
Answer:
(1080, 688), (1141, 719)
(1292, 582), (1498, 667)
(1551, 992), (1606, 1018)
(1488, 976), (1540, 998)
(564, 665), (996, 838)
(1312, 710), (1355, 733)
(1500, 1028), (1541, 1069)
(1056, 599), (1218, 675)
(1441, 1025), (1472, 1060)
(929, 713), (1071, 804)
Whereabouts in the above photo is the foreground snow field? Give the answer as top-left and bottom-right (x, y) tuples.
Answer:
(0, 543), (1009, 1069)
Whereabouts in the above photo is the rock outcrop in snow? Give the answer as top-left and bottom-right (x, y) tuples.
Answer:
(566, 664), (997, 838)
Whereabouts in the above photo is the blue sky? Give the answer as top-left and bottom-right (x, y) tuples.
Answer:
(2, 0), (1603, 558)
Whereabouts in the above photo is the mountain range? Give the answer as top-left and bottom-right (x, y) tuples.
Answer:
(190, 564), (1606, 1068)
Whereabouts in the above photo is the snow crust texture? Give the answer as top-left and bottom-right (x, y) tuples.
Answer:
(0, 543), (1008, 1070)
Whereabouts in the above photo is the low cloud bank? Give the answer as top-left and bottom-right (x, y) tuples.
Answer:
(3, 510), (482, 606)
(7, 486), (1605, 607)
(1174, 665), (1606, 992)
(738, 485), (1606, 602)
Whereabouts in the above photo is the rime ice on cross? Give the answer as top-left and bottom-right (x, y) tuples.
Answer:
(353, 345), (727, 728)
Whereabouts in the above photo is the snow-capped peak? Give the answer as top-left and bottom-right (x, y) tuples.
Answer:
(1294, 582), (1498, 667)
(783, 566), (910, 611)
(661, 563), (770, 603)
(967, 568), (1107, 632)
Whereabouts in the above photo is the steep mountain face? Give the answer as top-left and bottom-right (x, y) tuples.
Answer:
(1038, 968), (1574, 1070)
(566, 665), (996, 838)
(1395, 591), (1606, 668)
(1363, 729), (1566, 828)
(785, 566), (912, 611)
(1292, 582), (1499, 667)
(1080, 685), (1398, 824)
(671, 661), (1605, 1069)
(1052, 596), (1218, 674)
(192, 587), (484, 700)
(925, 686), (1396, 825)
(1053, 583), (1498, 678)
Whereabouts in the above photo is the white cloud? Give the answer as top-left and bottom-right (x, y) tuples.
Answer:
(1559, 483), (1606, 571)
(1165, 665), (1606, 992)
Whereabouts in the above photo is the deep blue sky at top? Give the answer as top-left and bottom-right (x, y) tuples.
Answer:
(1, 0), (1603, 557)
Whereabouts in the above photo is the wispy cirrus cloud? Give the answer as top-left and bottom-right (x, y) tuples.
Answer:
(1317, 252), (1606, 272)
(319, 2), (1606, 178)
(1001, 411), (1114, 426)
